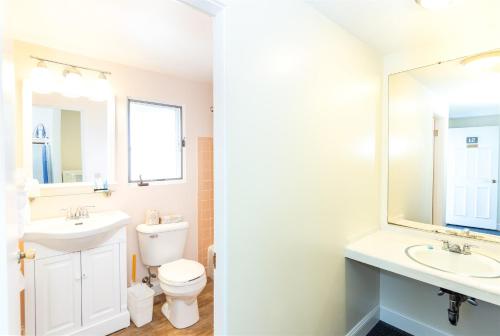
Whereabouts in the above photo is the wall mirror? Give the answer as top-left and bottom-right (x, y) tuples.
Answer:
(23, 64), (115, 196)
(388, 49), (500, 239)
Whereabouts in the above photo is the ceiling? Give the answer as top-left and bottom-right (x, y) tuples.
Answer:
(310, 0), (500, 55)
(7, 0), (213, 83)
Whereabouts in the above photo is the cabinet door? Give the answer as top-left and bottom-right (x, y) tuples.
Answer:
(35, 252), (82, 336)
(81, 244), (120, 326)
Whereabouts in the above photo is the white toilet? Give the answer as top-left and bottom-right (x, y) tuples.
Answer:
(136, 222), (207, 329)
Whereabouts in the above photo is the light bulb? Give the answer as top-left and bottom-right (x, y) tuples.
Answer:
(88, 72), (111, 102)
(31, 60), (54, 94)
(62, 66), (83, 98)
(416, 0), (451, 10)
(462, 51), (500, 71)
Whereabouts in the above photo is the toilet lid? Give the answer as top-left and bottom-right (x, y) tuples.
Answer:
(159, 259), (205, 285)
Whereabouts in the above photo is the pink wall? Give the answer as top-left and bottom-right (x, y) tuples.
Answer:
(14, 40), (213, 284)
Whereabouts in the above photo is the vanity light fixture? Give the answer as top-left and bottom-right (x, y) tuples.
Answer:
(88, 72), (111, 102)
(62, 66), (83, 98)
(29, 56), (112, 99)
(31, 60), (54, 94)
(415, 0), (451, 10)
(461, 51), (500, 70)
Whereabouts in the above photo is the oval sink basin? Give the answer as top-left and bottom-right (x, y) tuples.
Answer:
(24, 210), (130, 252)
(405, 245), (500, 278)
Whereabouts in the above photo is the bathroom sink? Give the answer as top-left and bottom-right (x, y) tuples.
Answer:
(24, 210), (130, 251)
(405, 245), (500, 278)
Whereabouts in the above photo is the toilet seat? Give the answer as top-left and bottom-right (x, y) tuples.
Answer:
(159, 259), (205, 286)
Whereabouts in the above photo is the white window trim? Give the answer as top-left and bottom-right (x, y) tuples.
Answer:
(127, 98), (187, 184)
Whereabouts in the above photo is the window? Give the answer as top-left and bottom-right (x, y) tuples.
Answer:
(128, 99), (183, 182)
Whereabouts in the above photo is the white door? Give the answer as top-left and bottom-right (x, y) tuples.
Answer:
(446, 126), (499, 229)
(81, 244), (120, 326)
(35, 252), (82, 336)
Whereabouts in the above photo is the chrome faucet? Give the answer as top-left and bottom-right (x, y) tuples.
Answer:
(440, 240), (477, 255)
(448, 243), (463, 254)
(62, 206), (95, 220)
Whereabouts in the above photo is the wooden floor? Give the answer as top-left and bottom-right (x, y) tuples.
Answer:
(112, 279), (213, 336)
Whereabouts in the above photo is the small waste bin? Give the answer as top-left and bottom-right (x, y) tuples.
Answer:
(127, 283), (155, 327)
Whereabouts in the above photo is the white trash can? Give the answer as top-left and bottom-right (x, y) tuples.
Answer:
(127, 283), (155, 327)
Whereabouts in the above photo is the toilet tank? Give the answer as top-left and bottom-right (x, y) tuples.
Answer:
(136, 222), (189, 267)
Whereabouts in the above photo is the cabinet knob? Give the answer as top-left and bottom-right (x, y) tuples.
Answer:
(82, 273), (88, 279)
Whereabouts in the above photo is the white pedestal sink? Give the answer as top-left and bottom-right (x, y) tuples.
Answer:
(24, 210), (130, 251)
(406, 244), (500, 278)
(24, 210), (131, 335)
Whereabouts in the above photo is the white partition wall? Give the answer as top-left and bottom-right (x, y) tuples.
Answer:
(215, 1), (382, 334)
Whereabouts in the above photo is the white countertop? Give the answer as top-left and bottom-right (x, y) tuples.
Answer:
(345, 230), (500, 306)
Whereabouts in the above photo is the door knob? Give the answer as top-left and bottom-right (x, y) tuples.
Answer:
(17, 248), (36, 263)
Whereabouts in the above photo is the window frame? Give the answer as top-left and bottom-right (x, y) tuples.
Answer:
(127, 98), (185, 184)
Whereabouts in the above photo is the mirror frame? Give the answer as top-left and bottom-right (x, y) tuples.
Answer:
(22, 79), (116, 197)
(385, 49), (500, 244)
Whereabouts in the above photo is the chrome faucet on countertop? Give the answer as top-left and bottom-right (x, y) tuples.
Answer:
(61, 206), (95, 220)
(440, 240), (478, 255)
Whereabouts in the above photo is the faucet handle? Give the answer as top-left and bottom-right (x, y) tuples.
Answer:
(462, 243), (478, 255)
(79, 205), (95, 218)
(61, 207), (74, 219)
(438, 239), (450, 250)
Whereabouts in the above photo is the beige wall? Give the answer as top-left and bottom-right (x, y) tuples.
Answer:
(221, 1), (381, 334)
(60, 110), (82, 171)
(14, 40), (213, 284)
(388, 72), (435, 224)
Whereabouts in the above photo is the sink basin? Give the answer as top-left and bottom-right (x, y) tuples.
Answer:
(24, 210), (130, 251)
(405, 245), (500, 278)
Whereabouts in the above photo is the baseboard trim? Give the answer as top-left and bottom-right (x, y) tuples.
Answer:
(380, 306), (451, 336)
(346, 306), (380, 336)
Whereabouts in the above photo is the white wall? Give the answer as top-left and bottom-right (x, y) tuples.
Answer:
(220, 1), (382, 334)
(14, 40), (213, 284)
(382, 36), (500, 335)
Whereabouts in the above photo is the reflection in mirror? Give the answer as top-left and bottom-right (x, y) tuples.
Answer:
(388, 50), (500, 237)
(31, 93), (108, 185)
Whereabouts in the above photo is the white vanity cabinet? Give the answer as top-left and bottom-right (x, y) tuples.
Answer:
(25, 227), (130, 336)
(81, 244), (121, 326)
(34, 252), (82, 336)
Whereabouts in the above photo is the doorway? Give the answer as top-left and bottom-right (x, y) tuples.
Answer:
(0, 0), (227, 334)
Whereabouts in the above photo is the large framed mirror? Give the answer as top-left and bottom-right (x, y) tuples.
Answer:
(388, 49), (500, 240)
(23, 77), (115, 196)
